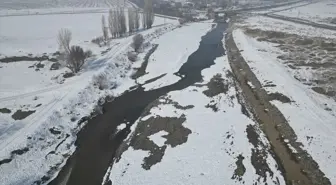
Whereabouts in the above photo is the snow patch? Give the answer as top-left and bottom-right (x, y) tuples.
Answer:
(148, 131), (169, 147)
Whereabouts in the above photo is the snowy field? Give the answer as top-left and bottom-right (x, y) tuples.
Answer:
(105, 38), (285, 184)
(0, 7), (179, 184)
(228, 0), (303, 11)
(236, 15), (336, 39)
(233, 16), (336, 183)
(0, 0), (136, 17)
(0, 12), (176, 57)
(0, 0), (133, 10)
(253, 1), (313, 14)
(273, 0), (336, 25)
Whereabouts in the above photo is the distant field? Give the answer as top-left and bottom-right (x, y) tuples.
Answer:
(0, 13), (177, 56)
(0, 0), (132, 10)
(274, 0), (336, 25)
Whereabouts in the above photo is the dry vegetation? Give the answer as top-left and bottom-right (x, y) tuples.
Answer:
(244, 28), (336, 99)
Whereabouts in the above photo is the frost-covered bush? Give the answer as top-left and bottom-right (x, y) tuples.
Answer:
(127, 51), (138, 62)
(84, 49), (93, 58)
(93, 73), (117, 90)
(92, 36), (104, 46)
(132, 34), (144, 52)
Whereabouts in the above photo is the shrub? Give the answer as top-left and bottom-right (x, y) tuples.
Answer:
(93, 73), (109, 90)
(66, 46), (86, 73)
(92, 37), (104, 46)
(331, 17), (336, 24)
(93, 73), (117, 90)
(84, 50), (93, 58)
(178, 18), (186, 25)
(127, 51), (138, 62)
(132, 34), (144, 52)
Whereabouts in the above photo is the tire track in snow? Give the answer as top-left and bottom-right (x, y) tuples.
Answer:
(0, 91), (69, 154)
(0, 32), (135, 155)
(0, 79), (81, 103)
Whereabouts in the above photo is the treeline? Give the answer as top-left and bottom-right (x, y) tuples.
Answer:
(101, 0), (154, 41)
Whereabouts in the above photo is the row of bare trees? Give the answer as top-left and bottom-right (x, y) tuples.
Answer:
(101, 1), (154, 41)
(143, 0), (154, 29)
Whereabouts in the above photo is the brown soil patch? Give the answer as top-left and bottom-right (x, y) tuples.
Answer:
(12, 110), (36, 120)
(118, 115), (191, 170)
(115, 97), (192, 170)
(203, 73), (229, 97)
(231, 154), (246, 182)
(0, 108), (11, 114)
(268, 92), (292, 103)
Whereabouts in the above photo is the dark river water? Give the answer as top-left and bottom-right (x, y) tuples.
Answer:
(49, 22), (227, 185)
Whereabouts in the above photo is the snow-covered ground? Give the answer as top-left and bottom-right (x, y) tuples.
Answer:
(0, 12), (177, 57)
(233, 28), (336, 184)
(273, 0), (336, 25)
(138, 21), (214, 90)
(253, 1), (312, 14)
(0, 9), (179, 184)
(0, 0), (133, 10)
(236, 15), (336, 39)
(104, 33), (285, 185)
(227, 0), (303, 11)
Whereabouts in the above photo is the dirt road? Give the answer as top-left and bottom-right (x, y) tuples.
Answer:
(225, 26), (331, 185)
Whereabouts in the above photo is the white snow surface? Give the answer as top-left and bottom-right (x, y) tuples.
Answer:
(0, 19), (178, 184)
(233, 28), (336, 183)
(139, 21), (215, 90)
(253, 1), (313, 14)
(108, 38), (285, 185)
(0, 0), (134, 10)
(148, 130), (168, 147)
(247, 81), (255, 89)
(117, 123), (127, 131)
(0, 13), (177, 57)
(274, 0), (336, 25)
(237, 15), (336, 39)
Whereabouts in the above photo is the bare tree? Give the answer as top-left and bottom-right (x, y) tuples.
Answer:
(119, 8), (127, 36)
(102, 15), (108, 42)
(132, 34), (144, 52)
(142, 12), (147, 29)
(66, 45), (86, 73)
(144, 0), (154, 29)
(57, 28), (72, 54)
(127, 8), (134, 33)
(128, 9), (135, 33)
(115, 9), (121, 37)
(108, 9), (117, 38)
(135, 9), (140, 31)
